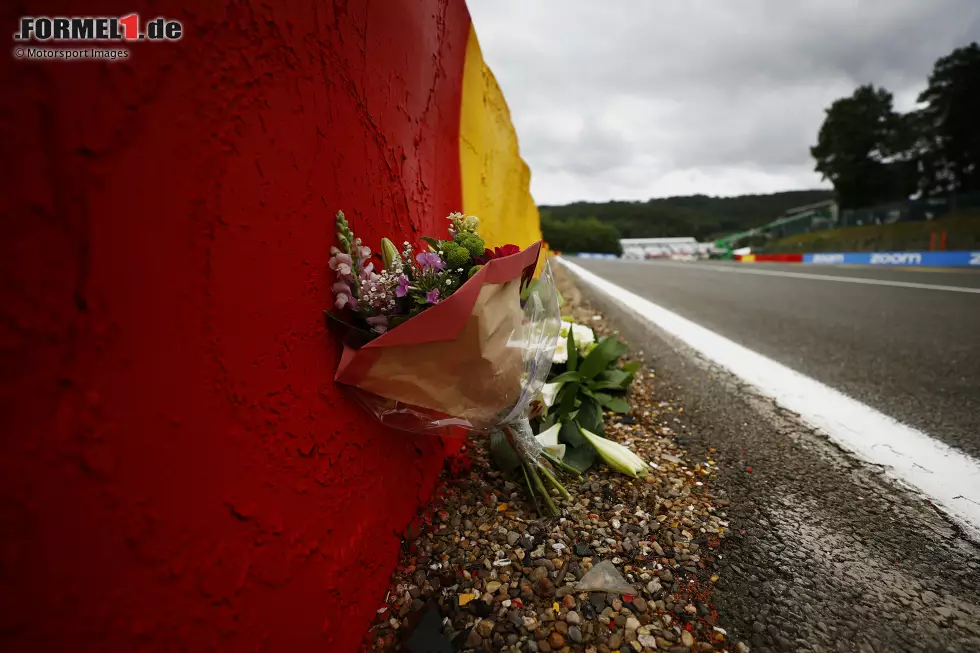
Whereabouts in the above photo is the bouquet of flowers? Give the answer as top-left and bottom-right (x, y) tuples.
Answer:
(328, 211), (574, 514)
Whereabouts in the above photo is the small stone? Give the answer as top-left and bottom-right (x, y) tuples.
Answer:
(575, 543), (594, 557)
(609, 633), (622, 650)
(526, 642), (539, 653)
(632, 597), (648, 613)
(471, 600), (492, 618)
(508, 531), (521, 546)
(555, 621), (568, 635)
(534, 578), (556, 598)
(531, 567), (550, 582)
(549, 631), (566, 648)
(477, 620), (494, 638)
(486, 581), (502, 594)
(566, 610), (581, 625)
(684, 604), (697, 615)
(524, 616), (537, 629)
(465, 629), (482, 648)
(681, 630), (694, 647)
(612, 598), (623, 612)
(569, 625), (583, 643)
(638, 633), (657, 649)
(562, 594), (576, 609)
(626, 616), (641, 632)
(458, 593), (477, 607)
(646, 580), (662, 595)
(736, 642), (750, 653)
(590, 592), (607, 611)
(539, 640), (552, 653)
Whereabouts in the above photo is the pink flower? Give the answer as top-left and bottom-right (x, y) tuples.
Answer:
(332, 281), (356, 310)
(395, 274), (410, 298)
(366, 315), (388, 334)
(329, 252), (353, 279)
(426, 288), (440, 304)
(415, 251), (445, 271)
(358, 245), (372, 261)
(359, 262), (377, 283)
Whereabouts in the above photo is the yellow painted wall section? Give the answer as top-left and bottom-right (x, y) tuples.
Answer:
(459, 27), (543, 250)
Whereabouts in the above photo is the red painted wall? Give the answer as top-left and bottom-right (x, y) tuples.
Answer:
(0, 1), (470, 650)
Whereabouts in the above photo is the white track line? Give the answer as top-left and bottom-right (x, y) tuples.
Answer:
(559, 257), (980, 540)
(631, 260), (980, 295)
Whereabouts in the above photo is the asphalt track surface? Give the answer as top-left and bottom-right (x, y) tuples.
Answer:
(561, 258), (980, 653)
(572, 259), (980, 459)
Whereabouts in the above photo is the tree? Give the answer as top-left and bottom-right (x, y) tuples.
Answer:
(810, 85), (917, 209)
(916, 42), (980, 195)
(541, 214), (623, 255)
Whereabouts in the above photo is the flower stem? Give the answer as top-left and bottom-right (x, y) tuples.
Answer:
(538, 464), (572, 501)
(524, 462), (558, 516)
(543, 451), (581, 477)
(521, 464), (542, 516)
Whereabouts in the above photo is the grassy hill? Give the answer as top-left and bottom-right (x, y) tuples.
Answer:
(539, 190), (834, 242)
(762, 211), (980, 253)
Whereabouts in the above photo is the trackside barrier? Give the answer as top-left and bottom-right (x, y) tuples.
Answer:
(803, 251), (980, 267)
(744, 253), (803, 263)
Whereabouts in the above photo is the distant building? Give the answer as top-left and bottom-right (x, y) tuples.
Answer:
(620, 236), (706, 259)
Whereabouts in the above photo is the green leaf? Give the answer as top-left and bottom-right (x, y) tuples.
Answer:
(566, 326), (578, 372)
(578, 336), (628, 380)
(539, 413), (557, 431)
(594, 392), (632, 413)
(549, 370), (583, 384)
(562, 442), (597, 473)
(575, 398), (604, 434)
(489, 430), (522, 474)
(557, 383), (580, 417)
(421, 236), (440, 251)
(596, 369), (630, 387)
(558, 420), (587, 447)
(621, 361), (642, 376)
(588, 380), (630, 392)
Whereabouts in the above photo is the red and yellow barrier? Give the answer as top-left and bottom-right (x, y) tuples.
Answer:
(0, 1), (539, 651)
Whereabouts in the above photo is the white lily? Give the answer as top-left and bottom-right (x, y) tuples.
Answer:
(541, 381), (563, 408)
(535, 423), (566, 459)
(554, 320), (596, 364)
(579, 426), (649, 477)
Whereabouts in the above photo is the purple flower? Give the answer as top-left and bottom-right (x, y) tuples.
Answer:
(415, 251), (445, 271)
(395, 274), (410, 298)
(366, 315), (388, 334)
(426, 288), (441, 304)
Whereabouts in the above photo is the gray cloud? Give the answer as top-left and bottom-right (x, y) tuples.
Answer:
(467, 0), (980, 204)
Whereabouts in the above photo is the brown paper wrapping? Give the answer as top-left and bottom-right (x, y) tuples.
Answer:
(334, 241), (542, 431)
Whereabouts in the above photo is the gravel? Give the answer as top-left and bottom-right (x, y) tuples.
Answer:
(364, 269), (748, 651)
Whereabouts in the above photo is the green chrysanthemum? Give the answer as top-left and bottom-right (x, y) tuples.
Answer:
(454, 232), (485, 259)
(441, 242), (471, 269)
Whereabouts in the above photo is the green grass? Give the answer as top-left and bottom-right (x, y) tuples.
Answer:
(762, 212), (980, 253)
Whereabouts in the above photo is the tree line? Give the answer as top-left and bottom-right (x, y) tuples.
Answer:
(540, 214), (624, 255)
(539, 190), (833, 251)
(811, 42), (980, 209)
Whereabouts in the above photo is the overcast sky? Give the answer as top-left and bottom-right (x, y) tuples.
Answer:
(467, 0), (980, 205)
